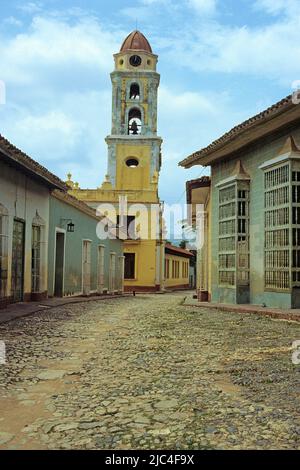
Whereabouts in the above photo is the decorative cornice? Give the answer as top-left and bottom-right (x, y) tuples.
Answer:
(105, 135), (163, 144)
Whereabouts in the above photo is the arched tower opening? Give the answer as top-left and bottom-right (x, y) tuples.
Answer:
(129, 83), (140, 100)
(128, 108), (142, 135)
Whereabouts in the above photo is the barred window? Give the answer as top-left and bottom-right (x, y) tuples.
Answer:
(219, 271), (235, 286)
(292, 170), (300, 286)
(219, 185), (236, 286)
(31, 225), (42, 293)
(0, 204), (9, 299)
(219, 183), (250, 287)
(237, 188), (250, 284)
(264, 164), (290, 290)
(265, 165), (289, 188)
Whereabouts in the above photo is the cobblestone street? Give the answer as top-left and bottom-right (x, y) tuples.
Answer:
(0, 293), (299, 450)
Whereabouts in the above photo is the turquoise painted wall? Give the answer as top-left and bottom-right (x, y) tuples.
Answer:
(211, 125), (300, 309)
(48, 195), (123, 297)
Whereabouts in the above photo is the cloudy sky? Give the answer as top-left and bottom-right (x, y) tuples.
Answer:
(0, 0), (300, 205)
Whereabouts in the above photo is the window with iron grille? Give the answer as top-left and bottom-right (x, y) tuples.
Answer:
(264, 164), (290, 290)
(292, 169), (300, 286)
(0, 205), (8, 299)
(219, 185), (236, 286)
(218, 183), (250, 286)
(237, 188), (250, 285)
(31, 225), (41, 293)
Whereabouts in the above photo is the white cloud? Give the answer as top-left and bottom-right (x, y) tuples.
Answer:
(122, 0), (175, 23)
(17, 110), (76, 138)
(0, 16), (121, 86)
(0, 13), (118, 187)
(141, 0), (169, 3)
(0, 89), (111, 185)
(18, 1), (43, 14)
(135, 0), (217, 19)
(3, 16), (23, 27)
(253, 0), (299, 16)
(2, 2), (298, 204)
(167, 13), (300, 84)
(159, 87), (219, 117)
(188, 0), (217, 14)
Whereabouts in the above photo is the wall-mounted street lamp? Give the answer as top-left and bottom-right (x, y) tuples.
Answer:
(67, 221), (75, 233)
(60, 218), (75, 233)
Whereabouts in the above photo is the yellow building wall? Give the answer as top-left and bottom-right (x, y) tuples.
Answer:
(116, 144), (152, 191)
(69, 189), (162, 291)
(164, 253), (190, 289)
(124, 240), (158, 289)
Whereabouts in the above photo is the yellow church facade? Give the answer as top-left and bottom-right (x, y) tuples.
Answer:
(69, 31), (165, 292)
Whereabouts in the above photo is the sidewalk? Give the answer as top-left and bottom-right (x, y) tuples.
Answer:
(183, 296), (300, 322)
(0, 293), (130, 325)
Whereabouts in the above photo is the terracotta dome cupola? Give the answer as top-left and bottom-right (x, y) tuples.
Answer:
(114, 30), (157, 72)
(120, 30), (153, 53)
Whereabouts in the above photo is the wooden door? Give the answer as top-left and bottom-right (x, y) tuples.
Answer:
(54, 232), (65, 297)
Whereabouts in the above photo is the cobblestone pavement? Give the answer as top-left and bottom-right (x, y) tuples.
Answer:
(0, 293), (299, 450)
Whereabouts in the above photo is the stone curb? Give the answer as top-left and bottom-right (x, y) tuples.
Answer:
(183, 302), (300, 323)
(0, 294), (132, 325)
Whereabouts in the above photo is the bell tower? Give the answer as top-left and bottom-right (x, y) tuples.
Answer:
(105, 30), (162, 192)
(69, 31), (165, 292)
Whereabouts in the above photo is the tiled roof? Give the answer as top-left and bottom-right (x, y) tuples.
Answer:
(179, 94), (294, 168)
(165, 243), (194, 258)
(0, 134), (67, 190)
(120, 30), (152, 53)
(186, 176), (211, 187)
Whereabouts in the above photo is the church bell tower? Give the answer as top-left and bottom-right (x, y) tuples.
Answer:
(105, 30), (162, 192)
(69, 31), (165, 292)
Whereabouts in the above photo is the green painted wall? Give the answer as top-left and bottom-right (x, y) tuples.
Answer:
(48, 196), (123, 297)
(211, 125), (300, 309)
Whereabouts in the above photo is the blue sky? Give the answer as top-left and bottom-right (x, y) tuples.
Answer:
(0, 0), (300, 204)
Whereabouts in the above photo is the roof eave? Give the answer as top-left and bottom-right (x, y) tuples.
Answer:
(179, 96), (299, 168)
(0, 148), (67, 191)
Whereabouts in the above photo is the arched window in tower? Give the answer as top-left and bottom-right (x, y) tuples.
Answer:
(129, 83), (140, 100)
(128, 108), (142, 135)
